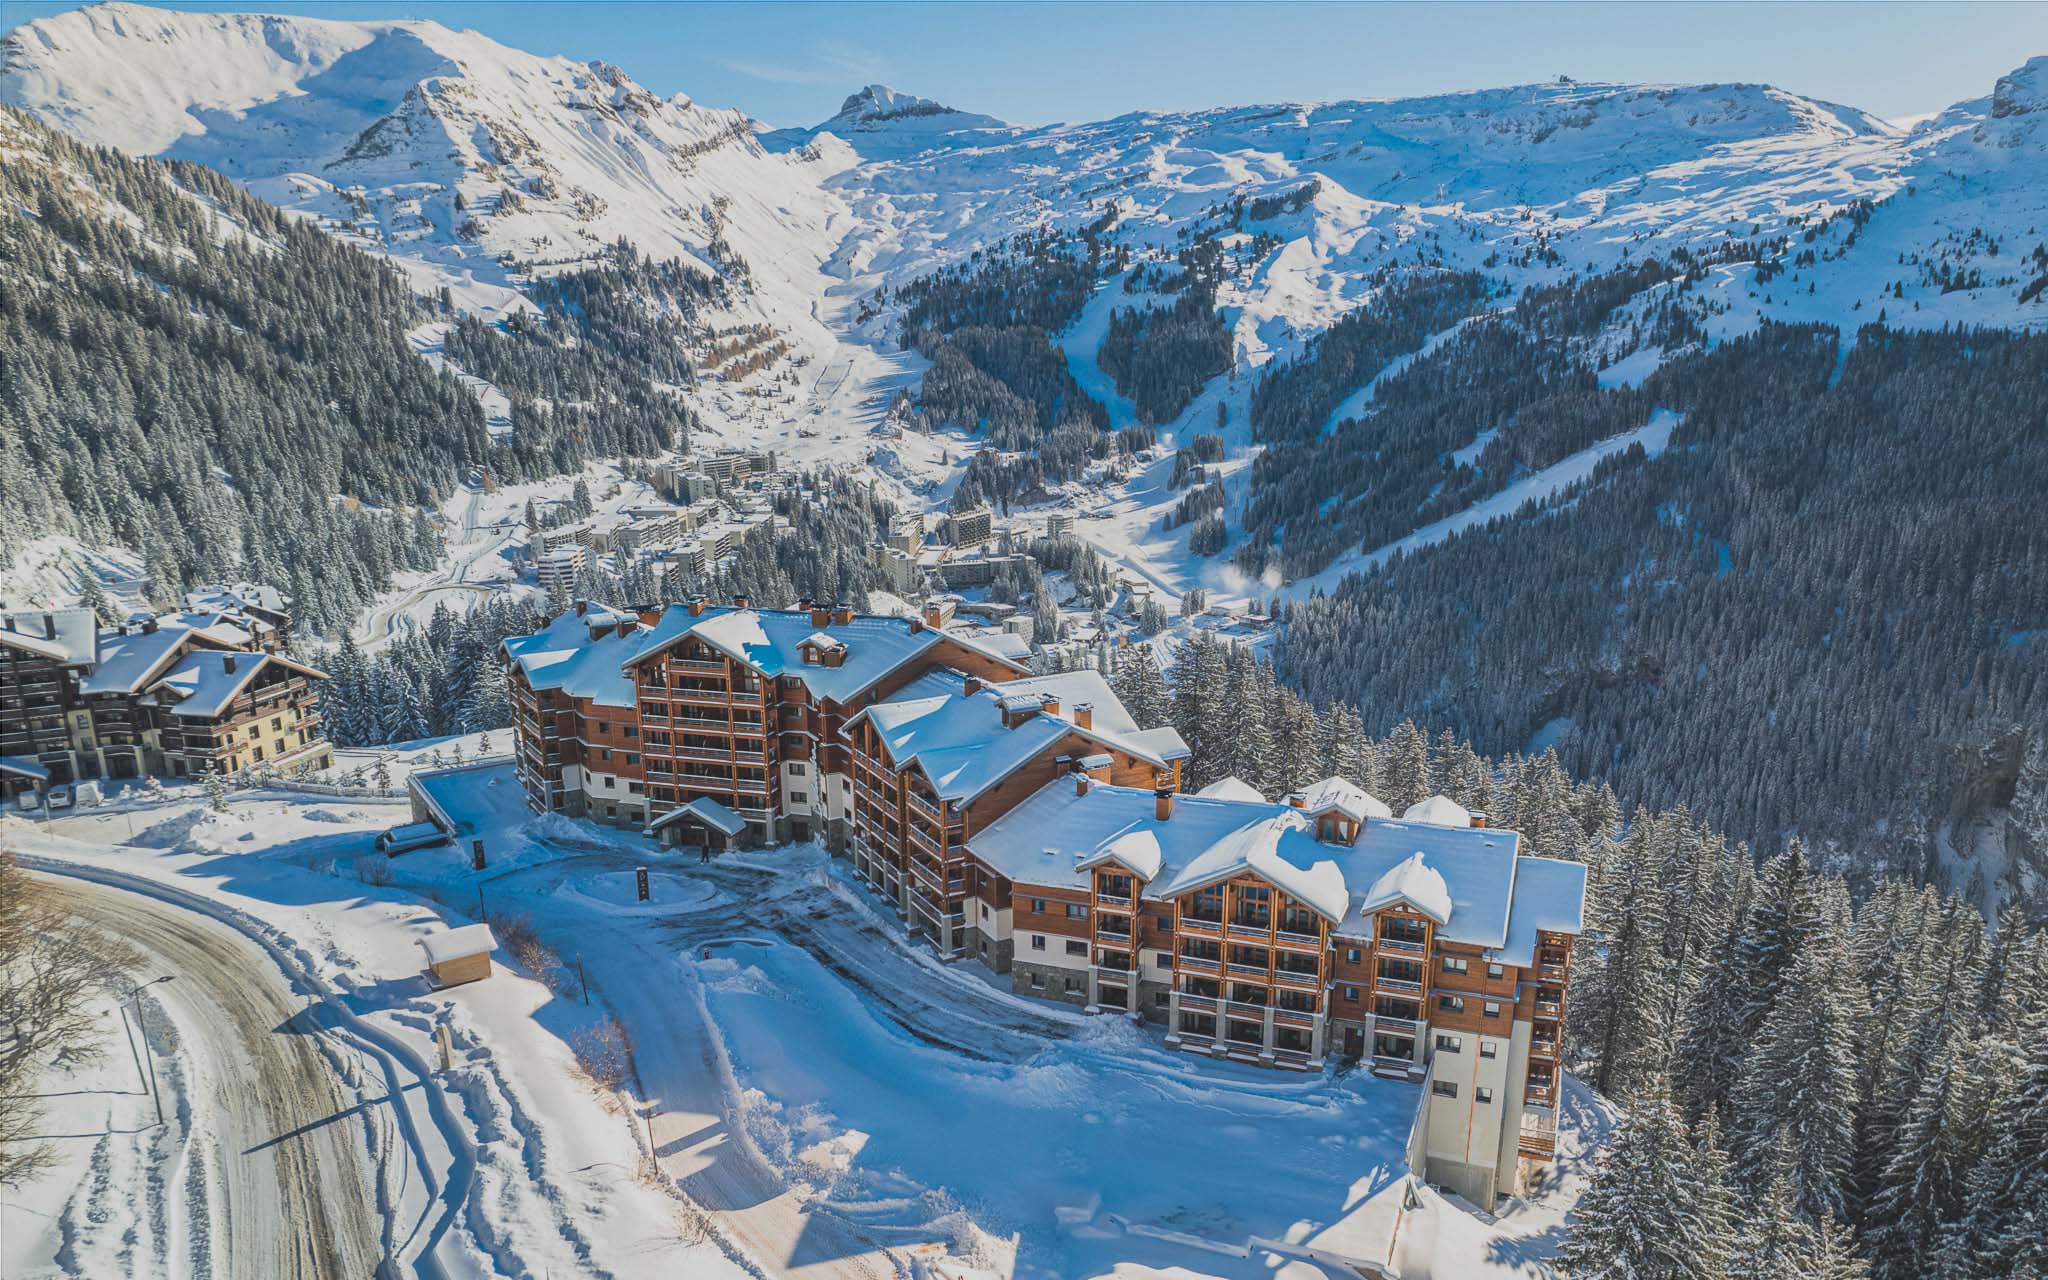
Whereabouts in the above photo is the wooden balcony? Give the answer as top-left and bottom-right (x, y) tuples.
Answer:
(1274, 928), (1322, 952)
(1273, 968), (1322, 991)
(1273, 1006), (1320, 1029)
(1178, 955), (1221, 975)
(1373, 1014), (1419, 1034)
(1094, 891), (1133, 910)
(1375, 976), (1423, 995)
(667, 658), (731, 675)
(1227, 921), (1273, 942)
(1225, 961), (1270, 979)
(1534, 998), (1563, 1021)
(1378, 935), (1426, 955)
(1178, 993), (1217, 1014)
(1179, 915), (1222, 937)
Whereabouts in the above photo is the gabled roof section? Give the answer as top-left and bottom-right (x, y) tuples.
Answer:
(647, 794), (749, 837)
(1197, 775), (1266, 802)
(148, 652), (326, 719)
(1155, 815), (1352, 922)
(1291, 776), (1392, 822)
(1355, 851), (1453, 925)
(0, 608), (97, 664)
(79, 623), (234, 696)
(1491, 856), (1588, 967)
(1402, 794), (1471, 827)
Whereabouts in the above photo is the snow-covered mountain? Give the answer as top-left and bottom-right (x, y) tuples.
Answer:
(0, 2), (850, 337)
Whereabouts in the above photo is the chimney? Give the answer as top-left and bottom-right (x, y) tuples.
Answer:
(1470, 811), (1488, 829)
(142, 617), (158, 635)
(637, 606), (663, 627)
(733, 594), (750, 610)
(1039, 694), (1060, 718)
(42, 612), (56, 640)
(1073, 702), (1093, 730)
(963, 676), (986, 698)
(809, 602), (831, 627)
(909, 617), (923, 633)
(1075, 769), (1092, 797)
(834, 602), (853, 626)
(575, 600), (590, 618)
(1154, 788), (1173, 822)
(687, 596), (707, 617)
(223, 654), (237, 675)
(1288, 793), (1306, 808)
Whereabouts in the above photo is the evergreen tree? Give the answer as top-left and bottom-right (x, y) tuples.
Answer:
(1555, 1087), (1731, 1280)
(1380, 719), (1432, 813)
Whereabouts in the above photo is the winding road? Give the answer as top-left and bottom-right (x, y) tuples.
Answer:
(33, 875), (386, 1280)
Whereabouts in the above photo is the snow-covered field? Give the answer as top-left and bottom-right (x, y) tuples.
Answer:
(5, 771), (1610, 1280)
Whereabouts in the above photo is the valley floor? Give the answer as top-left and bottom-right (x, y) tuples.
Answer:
(3, 769), (1610, 1280)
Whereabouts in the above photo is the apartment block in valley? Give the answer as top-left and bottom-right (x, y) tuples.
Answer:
(502, 599), (1585, 1206)
(0, 594), (331, 799)
(959, 779), (1584, 1204)
(502, 598), (1034, 843)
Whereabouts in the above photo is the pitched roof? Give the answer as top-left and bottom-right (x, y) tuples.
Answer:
(0, 608), (97, 664)
(1402, 794), (1472, 827)
(1196, 776), (1267, 803)
(1291, 776), (1392, 822)
(967, 779), (1572, 948)
(147, 652), (327, 719)
(648, 794), (749, 836)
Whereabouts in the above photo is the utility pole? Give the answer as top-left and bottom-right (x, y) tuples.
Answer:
(128, 975), (176, 1127)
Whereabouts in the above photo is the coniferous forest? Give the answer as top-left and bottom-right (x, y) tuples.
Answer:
(1117, 635), (2048, 1280)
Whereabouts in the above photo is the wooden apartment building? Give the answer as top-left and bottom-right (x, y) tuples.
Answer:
(503, 599), (1585, 1205)
(0, 594), (330, 799)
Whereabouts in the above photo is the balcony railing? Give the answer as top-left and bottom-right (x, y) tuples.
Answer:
(1525, 1083), (1555, 1104)
(1275, 928), (1322, 950)
(668, 658), (730, 674)
(1534, 999), (1563, 1020)
(1095, 891), (1133, 909)
(1227, 921), (1272, 941)
(1223, 1000), (1269, 1022)
(1273, 968), (1322, 990)
(1178, 994), (1217, 1013)
(1373, 1014), (1418, 1034)
(1225, 962), (1270, 979)
(1530, 1035), (1560, 1059)
(1179, 916), (1222, 937)
(1178, 955), (1221, 975)
(1539, 960), (1568, 979)
(1095, 964), (1132, 983)
(907, 791), (945, 823)
(1378, 935), (1426, 954)
(1274, 1006), (1320, 1029)
(1375, 976), (1423, 994)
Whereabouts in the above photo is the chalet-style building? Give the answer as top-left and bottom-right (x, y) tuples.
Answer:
(502, 598), (1586, 1205)
(961, 779), (1584, 1204)
(0, 595), (330, 798)
(502, 598), (1041, 843)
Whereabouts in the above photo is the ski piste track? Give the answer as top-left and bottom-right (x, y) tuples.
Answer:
(19, 855), (478, 1280)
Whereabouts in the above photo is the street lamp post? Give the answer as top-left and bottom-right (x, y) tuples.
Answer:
(128, 975), (176, 1127)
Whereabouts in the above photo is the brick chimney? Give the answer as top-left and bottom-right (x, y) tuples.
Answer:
(1074, 769), (1092, 797)
(1470, 811), (1488, 829)
(1039, 694), (1060, 718)
(963, 676), (986, 698)
(1288, 793), (1306, 808)
(1154, 788), (1173, 822)
(733, 594), (750, 610)
(637, 606), (664, 627)
(1073, 702), (1093, 730)
(834, 602), (854, 626)
(809, 602), (831, 627)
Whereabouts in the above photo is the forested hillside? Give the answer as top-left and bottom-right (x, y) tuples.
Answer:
(1116, 637), (2048, 1279)
(0, 106), (477, 631)
(1275, 321), (2048, 896)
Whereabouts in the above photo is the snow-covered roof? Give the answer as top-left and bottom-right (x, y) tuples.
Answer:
(647, 794), (749, 836)
(1197, 776), (1266, 803)
(183, 582), (288, 615)
(1355, 851), (1454, 925)
(1401, 794), (1472, 827)
(148, 652), (326, 719)
(418, 923), (496, 966)
(970, 780), (1554, 946)
(0, 755), (51, 781)
(0, 608), (97, 664)
(1292, 776), (1392, 822)
(1491, 856), (1589, 966)
(78, 622), (238, 696)
(502, 607), (652, 708)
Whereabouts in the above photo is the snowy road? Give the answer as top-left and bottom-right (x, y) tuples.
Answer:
(30, 874), (386, 1280)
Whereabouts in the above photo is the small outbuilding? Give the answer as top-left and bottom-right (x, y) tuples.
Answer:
(418, 923), (496, 987)
(646, 795), (750, 852)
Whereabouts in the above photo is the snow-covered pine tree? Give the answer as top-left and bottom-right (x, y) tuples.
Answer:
(1379, 719), (1431, 813)
(1729, 882), (1868, 1220)
(1554, 1086), (1730, 1280)
(1574, 816), (1675, 1100)
(203, 771), (228, 813)
(1862, 1034), (1995, 1279)
(1111, 650), (1171, 734)
(1936, 1002), (2048, 1278)
(1170, 632), (1230, 791)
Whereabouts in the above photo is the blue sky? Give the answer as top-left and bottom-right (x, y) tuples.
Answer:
(10, 1), (2046, 127)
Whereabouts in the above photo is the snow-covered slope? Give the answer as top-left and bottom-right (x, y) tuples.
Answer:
(0, 2), (848, 340)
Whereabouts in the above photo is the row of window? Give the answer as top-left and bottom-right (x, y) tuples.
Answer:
(1431, 1081), (1495, 1103)
(1433, 1033), (1499, 1058)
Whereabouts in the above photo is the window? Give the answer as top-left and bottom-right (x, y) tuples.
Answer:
(1476, 1087), (1494, 1104)
(789, 761), (807, 775)
(624, 726), (638, 738)
(982, 905), (991, 921)
(1029, 971), (1044, 988)
(1480, 1039), (1498, 1059)
(1066, 904), (1089, 921)
(1343, 985), (1361, 1002)
(1432, 1081), (1459, 1099)
(789, 792), (808, 804)
(628, 782), (644, 795)
(1155, 952), (1173, 969)
(1065, 940), (1088, 957)
(1158, 914), (1173, 931)
(1030, 936), (1046, 951)
(603, 777), (615, 789)
(1443, 957), (1468, 975)
(1346, 947), (1363, 963)
(1483, 1001), (1502, 1019)
(1031, 899), (1047, 914)
(1438, 995), (1465, 1014)
(1487, 963), (1505, 979)
(625, 753), (638, 766)
(602, 749), (613, 762)
(1435, 1034), (1462, 1053)
(1065, 977), (1084, 993)
(1154, 992), (1169, 1007)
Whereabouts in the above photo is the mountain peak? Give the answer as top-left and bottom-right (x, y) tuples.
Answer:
(825, 83), (1005, 132)
(1992, 56), (2048, 118)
